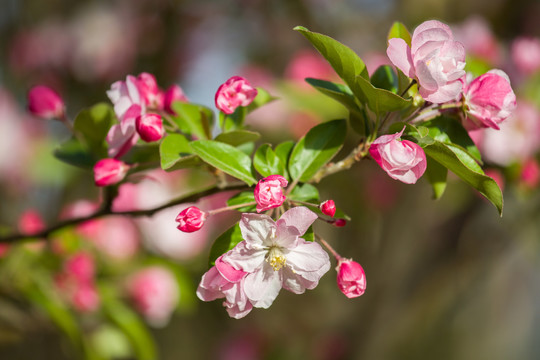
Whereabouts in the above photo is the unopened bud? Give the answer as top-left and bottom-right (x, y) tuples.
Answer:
(320, 200), (336, 217)
(336, 259), (366, 298)
(93, 158), (129, 187)
(28, 85), (65, 119)
(333, 219), (347, 227)
(136, 113), (164, 142)
(176, 206), (207, 232)
(163, 84), (188, 115)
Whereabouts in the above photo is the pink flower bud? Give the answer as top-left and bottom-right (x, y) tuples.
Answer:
(336, 259), (366, 298)
(511, 37), (540, 74)
(163, 84), (188, 115)
(369, 128), (427, 184)
(128, 266), (179, 327)
(176, 206), (207, 232)
(387, 20), (466, 103)
(254, 175), (288, 213)
(320, 200), (336, 217)
(71, 283), (100, 313)
(137, 72), (163, 110)
(64, 252), (95, 283)
(93, 158), (129, 187)
(136, 113), (164, 142)
(215, 76), (258, 114)
(27, 85), (64, 119)
(463, 70), (516, 130)
(333, 219), (347, 227)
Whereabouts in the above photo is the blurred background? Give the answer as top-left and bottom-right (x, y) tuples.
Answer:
(1, 0), (540, 359)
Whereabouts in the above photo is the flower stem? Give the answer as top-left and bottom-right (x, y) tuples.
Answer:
(315, 235), (342, 262)
(208, 201), (257, 215)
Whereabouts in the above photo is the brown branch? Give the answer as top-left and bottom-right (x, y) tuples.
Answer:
(0, 183), (249, 244)
(309, 141), (369, 183)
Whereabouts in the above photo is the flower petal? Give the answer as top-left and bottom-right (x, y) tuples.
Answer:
(387, 38), (415, 78)
(287, 239), (330, 274)
(243, 264), (282, 309)
(277, 206), (318, 236)
(222, 241), (266, 273)
(239, 213), (276, 248)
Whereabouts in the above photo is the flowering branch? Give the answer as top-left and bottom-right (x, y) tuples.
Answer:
(310, 141), (370, 183)
(0, 183), (248, 244)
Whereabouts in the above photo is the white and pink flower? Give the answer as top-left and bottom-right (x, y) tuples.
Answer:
(222, 207), (330, 310)
(197, 256), (253, 319)
(462, 70), (516, 130)
(254, 175), (288, 213)
(215, 76), (258, 115)
(369, 128), (427, 184)
(387, 20), (466, 103)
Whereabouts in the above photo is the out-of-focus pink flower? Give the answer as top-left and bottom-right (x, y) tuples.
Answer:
(215, 76), (258, 115)
(90, 216), (139, 260)
(369, 128), (427, 184)
(511, 37), (540, 74)
(363, 52), (391, 76)
(137, 73), (163, 110)
(285, 49), (336, 86)
(176, 206), (207, 232)
(197, 256), (252, 319)
(27, 85), (64, 120)
(336, 259), (366, 298)
(254, 175), (288, 213)
(136, 113), (164, 142)
(481, 102), (540, 166)
(61, 200), (100, 238)
(18, 209), (45, 235)
(387, 20), (466, 103)
(163, 84), (188, 115)
(128, 266), (179, 327)
(454, 17), (501, 64)
(320, 200), (336, 217)
(521, 158), (540, 189)
(64, 252), (95, 283)
(463, 70), (516, 130)
(93, 158), (129, 187)
(71, 282), (100, 313)
(222, 207), (330, 310)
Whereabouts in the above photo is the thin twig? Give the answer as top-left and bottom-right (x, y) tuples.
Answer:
(0, 183), (249, 244)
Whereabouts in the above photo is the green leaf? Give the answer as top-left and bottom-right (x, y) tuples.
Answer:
(349, 108), (370, 137)
(226, 191), (257, 212)
(254, 144), (285, 178)
(208, 224), (243, 266)
(423, 141), (503, 215)
(425, 155), (448, 199)
(371, 65), (399, 93)
(247, 87), (277, 113)
(294, 26), (369, 102)
(303, 226), (314, 242)
(423, 116), (482, 163)
(275, 141), (294, 180)
(387, 21), (412, 47)
(237, 141), (255, 157)
(288, 183), (320, 202)
(171, 102), (214, 139)
(159, 133), (197, 170)
(102, 294), (157, 360)
(355, 75), (411, 114)
(305, 78), (360, 111)
(191, 140), (257, 185)
(289, 119), (347, 183)
(123, 144), (160, 168)
(54, 137), (95, 169)
(215, 130), (261, 146)
(73, 103), (115, 158)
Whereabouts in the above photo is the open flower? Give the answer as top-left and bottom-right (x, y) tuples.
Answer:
(222, 207), (330, 309)
(387, 20), (466, 103)
(369, 128), (426, 184)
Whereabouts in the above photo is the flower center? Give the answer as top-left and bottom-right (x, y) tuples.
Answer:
(266, 246), (286, 271)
